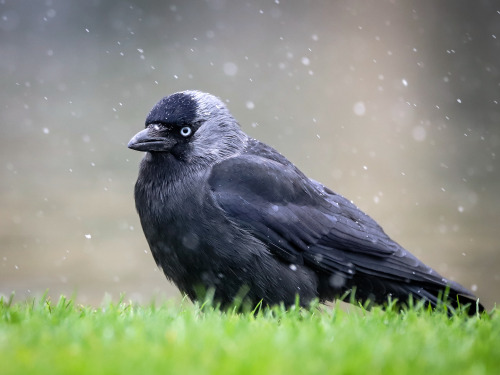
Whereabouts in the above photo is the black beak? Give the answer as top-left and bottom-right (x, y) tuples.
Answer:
(128, 128), (176, 152)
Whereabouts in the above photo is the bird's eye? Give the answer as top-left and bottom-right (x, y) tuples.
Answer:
(180, 126), (192, 137)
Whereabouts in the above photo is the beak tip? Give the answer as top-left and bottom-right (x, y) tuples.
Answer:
(127, 130), (145, 151)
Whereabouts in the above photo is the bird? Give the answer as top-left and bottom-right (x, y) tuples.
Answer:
(128, 90), (484, 315)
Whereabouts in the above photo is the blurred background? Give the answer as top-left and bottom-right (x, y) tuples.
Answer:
(1, 0), (498, 308)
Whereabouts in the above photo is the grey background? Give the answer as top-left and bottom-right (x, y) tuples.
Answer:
(1, 0), (499, 308)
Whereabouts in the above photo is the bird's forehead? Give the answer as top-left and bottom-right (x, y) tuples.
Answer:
(145, 92), (198, 126)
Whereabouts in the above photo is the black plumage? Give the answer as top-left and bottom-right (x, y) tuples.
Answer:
(128, 90), (483, 314)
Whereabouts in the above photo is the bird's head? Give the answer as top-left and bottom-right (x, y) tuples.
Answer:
(128, 91), (247, 162)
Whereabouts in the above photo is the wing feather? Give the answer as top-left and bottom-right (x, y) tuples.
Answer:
(207, 152), (479, 307)
(208, 155), (416, 277)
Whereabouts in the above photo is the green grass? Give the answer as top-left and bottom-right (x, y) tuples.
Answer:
(0, 295), (498, 375)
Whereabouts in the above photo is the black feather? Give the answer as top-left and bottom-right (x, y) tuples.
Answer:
(145, 92), (198, 127)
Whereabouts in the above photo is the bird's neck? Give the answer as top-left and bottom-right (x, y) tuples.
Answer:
(189, 122), (249, 165)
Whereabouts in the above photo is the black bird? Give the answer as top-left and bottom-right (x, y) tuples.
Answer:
(128, 90), (483, 314)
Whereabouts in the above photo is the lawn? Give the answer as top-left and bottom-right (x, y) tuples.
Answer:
(0, 295), (498, 375)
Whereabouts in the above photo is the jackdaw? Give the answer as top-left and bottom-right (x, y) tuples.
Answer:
(128, 90), (483, 314)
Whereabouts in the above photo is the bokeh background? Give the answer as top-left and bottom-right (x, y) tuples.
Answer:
(1, 0), (499, 308)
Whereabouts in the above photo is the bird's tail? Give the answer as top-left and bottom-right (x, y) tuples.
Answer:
(413, 280), (485, 316)
(344, 276), (485, 316)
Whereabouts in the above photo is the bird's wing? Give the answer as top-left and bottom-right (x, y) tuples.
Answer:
(208, 154), (439, 284)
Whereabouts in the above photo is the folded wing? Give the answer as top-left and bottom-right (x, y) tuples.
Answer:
(208, 154), (480, 310)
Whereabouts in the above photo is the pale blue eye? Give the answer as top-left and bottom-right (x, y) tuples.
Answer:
(180, 126), (192, 137)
